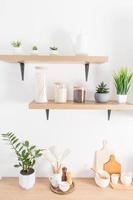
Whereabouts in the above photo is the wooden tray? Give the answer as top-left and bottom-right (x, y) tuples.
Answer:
(110, 182), (133, 190)
(50, 182), (75, 195)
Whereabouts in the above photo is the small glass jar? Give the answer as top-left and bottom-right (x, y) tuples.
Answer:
(54, 82), (67, 103)
(73, 87), (85, 103)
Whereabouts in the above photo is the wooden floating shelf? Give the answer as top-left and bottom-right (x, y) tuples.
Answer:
(0, 55), (108, 81)
(29, 100), (133, 120)
(0, 55), (108, 64)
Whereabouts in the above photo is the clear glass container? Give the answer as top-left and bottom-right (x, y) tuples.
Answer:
(73, 86), (85, 103)
(54, 82), (67, 103)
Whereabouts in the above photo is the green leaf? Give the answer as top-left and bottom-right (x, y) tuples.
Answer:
(30, 145), (36, 150)
(24, 141), (29, 147)
(14, 164), (20, 168)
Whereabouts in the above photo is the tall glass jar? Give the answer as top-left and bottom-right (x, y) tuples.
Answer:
(54, 82), (67, 103)
(35, 66), (48, 103)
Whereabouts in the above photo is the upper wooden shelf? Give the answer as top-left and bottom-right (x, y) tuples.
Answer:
(0, 55), (108, 64)
(29, 100), (133, 110)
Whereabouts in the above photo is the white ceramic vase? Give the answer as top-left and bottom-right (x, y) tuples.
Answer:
(35, 66), (48, 103)
(19, 171), (35, 190)
(74, 31), (89, 55)
(117, 95), (127, 103)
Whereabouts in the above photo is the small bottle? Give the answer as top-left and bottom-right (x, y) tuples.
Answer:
(73, 86), (85, 103)
(54, 82), (67, 103)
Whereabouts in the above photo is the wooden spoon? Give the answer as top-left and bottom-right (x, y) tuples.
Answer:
(91, 168), (108, 180)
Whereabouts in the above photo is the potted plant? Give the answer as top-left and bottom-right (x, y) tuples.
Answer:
(113, 68), (133, 103)
(2, 132), (43, 189)
(32, 46), (39, 55)
(94, 82), (110, 103)
(11, 40), (22, 54)
(49, 46), (58, 55)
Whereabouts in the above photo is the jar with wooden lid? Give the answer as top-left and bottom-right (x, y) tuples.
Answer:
(54, 82), (67, 103)
(73, 86), (85, 103)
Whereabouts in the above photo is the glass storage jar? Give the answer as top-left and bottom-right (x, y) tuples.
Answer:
(54, 82), (67, 103)
(73, 86), (85, 103)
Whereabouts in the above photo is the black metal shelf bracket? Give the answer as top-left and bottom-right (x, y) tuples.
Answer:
(108, 109), (111, 121)
(85, 63), (90, 81)
(19, 62), (25, 81)
(46, 109), (49, 120)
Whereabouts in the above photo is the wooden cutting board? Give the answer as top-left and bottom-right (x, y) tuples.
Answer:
(95, 141), (112, 170)
(104, 154), (121, 175)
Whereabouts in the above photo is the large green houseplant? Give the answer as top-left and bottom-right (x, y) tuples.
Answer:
(2, 132), (43, 189)
(113, 68), (133, 103)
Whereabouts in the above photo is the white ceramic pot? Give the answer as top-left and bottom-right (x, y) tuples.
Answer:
(13, 47), (22, 54)
(74, 32), (89, 55)
(32, 50), (39, 55)
(49, 50), (58, 55)
(59, 181), (70, 192)
(19, 170), (35, 190)
(95, 93), (110, 103)
(35, 66), (48, 103)
(95, 170), (110, 188)
(111, 174), (119, 185)
(117, 95), (127, 103)
(49, 173), (62, 188)
(121, 172), (132, 186)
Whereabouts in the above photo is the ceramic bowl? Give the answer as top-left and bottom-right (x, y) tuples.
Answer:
(59, 181), (70, 192)
(95, 170), (110, 188)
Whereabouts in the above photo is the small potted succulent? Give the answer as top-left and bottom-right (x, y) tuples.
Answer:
(49, 46), (58, 55)
(94, 82), (110, 103)
(113, 68), (133, 103)
(2, 132), (44, 189)
(11, 40), (22, 54)
(32, 46), (39, 55)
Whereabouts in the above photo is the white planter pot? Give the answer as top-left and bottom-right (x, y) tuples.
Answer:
(75, 32), (89, 55)
(117, 95), (127, 103)
(35, 66), (48, 103)
(32, 50), (39, 55)
(12, 47), (22, 54)
(19, 170), (35, 190)
(49, 50), (58, 55)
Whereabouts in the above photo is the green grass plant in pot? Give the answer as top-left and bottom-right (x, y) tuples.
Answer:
(113, 68), (133, 103)
(94, 82), (110, 103)
(2, 132), (44, 189)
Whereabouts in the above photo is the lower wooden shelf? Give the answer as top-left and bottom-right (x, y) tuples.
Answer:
(29, 100), (133, 120)
(0, 178), (132, 200)
(29, 100), (133, 110)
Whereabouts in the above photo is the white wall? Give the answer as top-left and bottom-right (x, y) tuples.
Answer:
(0, 0), (133, 177)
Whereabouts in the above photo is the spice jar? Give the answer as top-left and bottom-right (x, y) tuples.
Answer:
(73, 86), (85, 103)
(54, 82), (67, 103)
